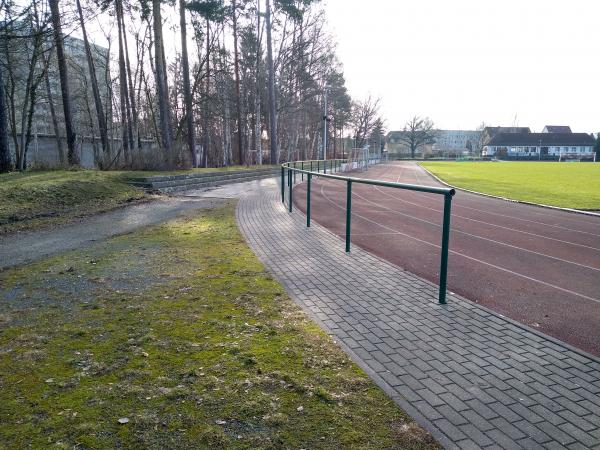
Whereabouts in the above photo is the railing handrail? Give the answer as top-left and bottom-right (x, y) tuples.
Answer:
(282, 160), (454, 196)
(280, 159), (455, 304)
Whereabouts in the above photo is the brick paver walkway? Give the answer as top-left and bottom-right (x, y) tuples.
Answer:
(236, 179), (600, 450)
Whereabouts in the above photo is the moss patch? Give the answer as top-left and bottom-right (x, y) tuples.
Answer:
(0, 203), (439, 449)
(0, 170), (148, 234)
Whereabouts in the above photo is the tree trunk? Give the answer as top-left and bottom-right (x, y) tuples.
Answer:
(49, 0), (79, 165)
(44, 60), (65, 166)
(76, 0), (110, 165)
(116, 0), (132, 165)
(254, 0), (263, 165)
(152, 0), (173, 167)
(0, 66), (11, 172)
(120, 8), (140, 156)
(179, 0), (196, 167)
(231, 0), (244, 165)
(202, 17), (210, 168)
(265, 0), (277, 164)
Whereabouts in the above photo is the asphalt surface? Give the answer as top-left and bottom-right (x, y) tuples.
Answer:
(293, 161), (600, 357)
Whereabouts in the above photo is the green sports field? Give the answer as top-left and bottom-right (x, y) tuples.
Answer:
(420, 161), (600, 210)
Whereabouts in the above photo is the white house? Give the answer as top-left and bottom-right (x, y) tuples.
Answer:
(483, 131), (595, 159)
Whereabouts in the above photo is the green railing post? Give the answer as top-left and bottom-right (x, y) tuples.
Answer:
(281, 166), (285, 203)
(310, 161), (313, 173)
(301, 162), (304, 181)
(438, 192), (453, 304)
(307, 173), (312, 227)
(324, 159), (327, 174)
(345, 180), (352, 252)
(288, 169), (293, 212)
(317, 160), (320, 173)
(294, 162), (297, 184)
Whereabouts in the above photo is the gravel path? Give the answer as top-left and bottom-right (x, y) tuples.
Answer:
(0, 197), (225, 269)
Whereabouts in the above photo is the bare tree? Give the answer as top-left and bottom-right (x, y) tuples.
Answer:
(42, 51), (65, 164)
(49, 0), (79, 165)
(179, 0), (196, 166)
(475, 121), (487, 157)
(231, 0), (244, 165)
(397, 116), (436, 158)
(265, 0), (277, 163)
(350, 95), (380, 148)
(152, 0), (173, 166)
(0, 65), (10, 172)
(76, 0), (110, 165)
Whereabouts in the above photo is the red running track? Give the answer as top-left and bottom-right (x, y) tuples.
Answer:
(292, 161), (600, 356)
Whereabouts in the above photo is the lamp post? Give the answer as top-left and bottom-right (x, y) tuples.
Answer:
(322, 86), (329, 161)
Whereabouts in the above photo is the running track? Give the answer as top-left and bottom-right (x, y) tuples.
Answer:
(292, 161), (600, 356)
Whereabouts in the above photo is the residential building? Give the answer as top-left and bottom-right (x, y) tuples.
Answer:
(481, 126), (531, 147)
(432, 129), (481, 155)
(483, 132), (595, 159)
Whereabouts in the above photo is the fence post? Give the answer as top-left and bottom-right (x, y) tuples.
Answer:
(310, 161), (313, 173)
(294, 162), (297, 184)
(288, 169), (293, 212)
(324, 159), (327, 174)
(281, 166), (285, 203)
(301, 161), (304, 181)
(318, 160), (320, 173)
(345, 180), (352, 252)
(438, 192), (454, 304)
(307, 173), (312, 227)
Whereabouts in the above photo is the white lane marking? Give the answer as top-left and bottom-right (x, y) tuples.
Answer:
(318, 183), (600, 305)
(346, 186), (600, 273)
(371, 184), (600, 252)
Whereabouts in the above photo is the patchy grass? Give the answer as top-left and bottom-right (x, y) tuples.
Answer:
(420, 161), (600, 210)
(0, 170), (149, 234)
(0, 166), (276, 234)
(0, 203), (439, 449)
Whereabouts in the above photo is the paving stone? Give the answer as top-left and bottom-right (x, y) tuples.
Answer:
(235, 180), (600, 449)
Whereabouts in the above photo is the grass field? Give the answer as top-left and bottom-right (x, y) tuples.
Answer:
(0, 204), (438, 449)
(0, 166), (276, 234)
(420, 161), (600, 210)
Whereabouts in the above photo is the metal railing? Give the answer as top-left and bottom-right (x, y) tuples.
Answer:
(281, 159), (456, 304)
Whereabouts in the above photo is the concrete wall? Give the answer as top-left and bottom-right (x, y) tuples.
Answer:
(10, 134), (157, 169)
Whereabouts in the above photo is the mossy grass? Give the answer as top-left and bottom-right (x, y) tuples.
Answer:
(420, 161), (600, 210)
(0, 165), (276, 234)
(0, 203), (439, 449)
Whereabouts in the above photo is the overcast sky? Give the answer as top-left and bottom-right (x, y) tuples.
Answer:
(323, 0), (600, 133)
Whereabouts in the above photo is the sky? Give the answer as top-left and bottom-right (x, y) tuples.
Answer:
(322, 0), (600, 133)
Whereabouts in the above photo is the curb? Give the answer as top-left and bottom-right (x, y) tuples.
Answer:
(418, 164), (600, 218)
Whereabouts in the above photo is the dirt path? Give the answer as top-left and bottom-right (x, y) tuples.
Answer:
(0, 196), (225, 269)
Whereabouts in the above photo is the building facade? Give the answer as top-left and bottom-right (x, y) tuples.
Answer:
(483, 128), (595, 159)
(432, 129), (481, 155)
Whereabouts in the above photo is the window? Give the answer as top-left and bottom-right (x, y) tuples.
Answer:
(572, 147), (576, 152)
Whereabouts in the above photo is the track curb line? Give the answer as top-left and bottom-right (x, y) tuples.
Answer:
(418, 164), (600, 218)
